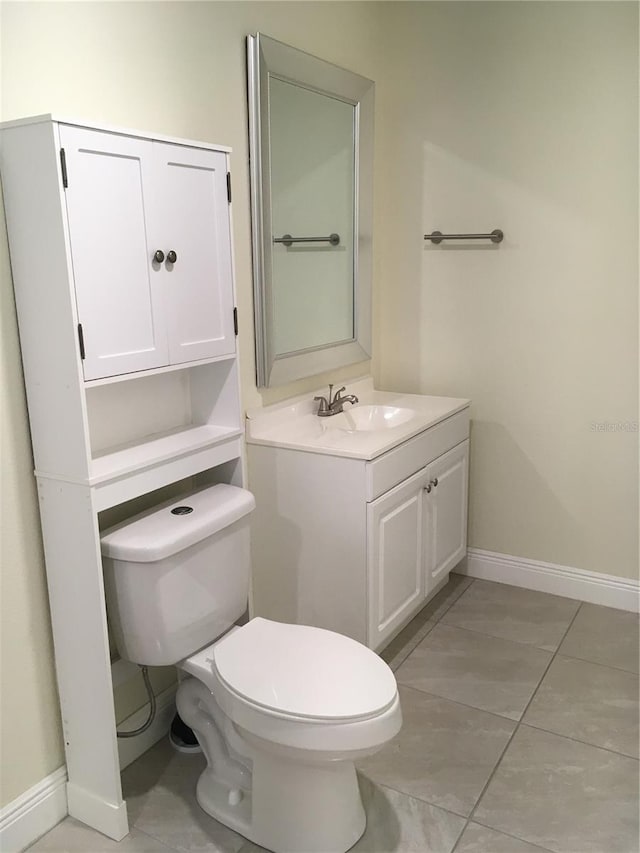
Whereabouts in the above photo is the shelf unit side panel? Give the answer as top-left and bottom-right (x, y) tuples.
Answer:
(36, 478), (125, 820)
(1, 121), (91, 480)
(189, 359), (241, 430)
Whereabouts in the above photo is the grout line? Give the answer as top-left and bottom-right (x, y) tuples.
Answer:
(518, 719), (640, 762)
(434, 576), (476, 618)
(453, 601), (585, 848)
(372, 777), (470, 823)
(396, 600), (639, 768)
(357, 770), (470, 821)
(382, 576), (475, 670)
(518, 601), (584, 718)
(449, 825), (468, 853)
(385, 623), (437, 672)
(422, 577), (477, 631)
(397, 683), (521, 727)
(552, 649), (640, 677)
(392, 582), (600, 853)
(431, 576), (476, 622)
(417, 620), (558, 655)
(433, 618), (574, 653)
(466, 819), (556, 852)
(131, 826), (177, 852)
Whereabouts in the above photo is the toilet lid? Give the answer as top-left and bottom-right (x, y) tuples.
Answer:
(213, 618), (398, 721)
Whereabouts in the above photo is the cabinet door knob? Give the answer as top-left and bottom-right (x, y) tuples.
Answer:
(153, 249), (165, 263)
(432, 477), (439, 488)
(425, 483), (432, 493)
(167, 250), (177, 264)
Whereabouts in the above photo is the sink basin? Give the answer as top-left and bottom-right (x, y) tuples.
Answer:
(323, 405), (415, 432)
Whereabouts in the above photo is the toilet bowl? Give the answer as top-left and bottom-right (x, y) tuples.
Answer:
(101, 484), (402, 853)
(178, 618), (400, 852)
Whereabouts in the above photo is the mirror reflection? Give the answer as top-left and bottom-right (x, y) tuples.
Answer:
(247, 33), (374, 388)
(270, 79), (355, 355)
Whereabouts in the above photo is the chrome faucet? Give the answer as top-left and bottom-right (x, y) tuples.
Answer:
(314, 384), (359, 417)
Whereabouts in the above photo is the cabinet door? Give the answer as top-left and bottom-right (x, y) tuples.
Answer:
(154, 144), (236, 364)
(425, 440), (469, 590)
(60, 126), (168, 380)
(367, 467), (428, 650)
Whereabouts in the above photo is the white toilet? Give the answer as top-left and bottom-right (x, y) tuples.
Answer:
(101, 484), (402, 853)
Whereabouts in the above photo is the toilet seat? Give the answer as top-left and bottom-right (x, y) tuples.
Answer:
(180, 617), (401, 752)
(214, 617), (397, 721)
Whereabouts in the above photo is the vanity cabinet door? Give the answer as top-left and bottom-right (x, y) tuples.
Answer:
(155, 144), (236, 364)
(60, 126), (169, 380)
(424, 440), (469, 591)
(367, 467), (429, 650)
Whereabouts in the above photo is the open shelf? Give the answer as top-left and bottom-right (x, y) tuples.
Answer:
(90, 425), (244, 511)
(90, 424), (243, 484)
(83, 359), (243, 509)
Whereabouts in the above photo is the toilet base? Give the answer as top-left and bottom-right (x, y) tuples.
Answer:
(195, 743), (366, 853)
(195, 769), (253, 840)
(177, 677), (367, 853)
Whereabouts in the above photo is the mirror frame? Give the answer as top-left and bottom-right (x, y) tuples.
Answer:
(247, 33), (374, 388)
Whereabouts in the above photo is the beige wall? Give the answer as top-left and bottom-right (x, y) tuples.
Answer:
(377, 1), (639, 577)
(1, 183), (66, 806)
(1, 0), (637, 813)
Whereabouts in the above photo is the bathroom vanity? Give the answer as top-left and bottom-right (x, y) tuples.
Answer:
(246, 378), (470, 650)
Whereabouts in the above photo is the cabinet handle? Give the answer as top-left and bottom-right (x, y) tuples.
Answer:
(167, 250), (177, 263)
(425, 483), (432, 493)
(432, 477), (439, 488)
(153, 249), (165, 263)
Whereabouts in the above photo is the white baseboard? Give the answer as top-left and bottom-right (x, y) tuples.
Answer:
(456, 549), (639, 613)
(0, 685), (176, 852)
(0, 767), (67, 853)
(66, 783), (128, 843)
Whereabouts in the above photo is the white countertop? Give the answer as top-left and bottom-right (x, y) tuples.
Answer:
(245, 377), (470, 460)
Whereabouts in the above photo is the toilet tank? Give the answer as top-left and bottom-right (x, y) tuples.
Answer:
(101, 484), (256, 667)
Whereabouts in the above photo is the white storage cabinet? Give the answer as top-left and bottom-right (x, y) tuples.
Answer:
(1, 115), (243, 840)
(248, 410), (469, 651)
(60, 126), (236, 380)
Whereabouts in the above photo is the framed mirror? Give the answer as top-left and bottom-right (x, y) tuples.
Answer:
(247, 33), (374, 388)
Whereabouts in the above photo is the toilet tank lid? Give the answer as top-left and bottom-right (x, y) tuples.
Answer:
(100, 485), (255, 562)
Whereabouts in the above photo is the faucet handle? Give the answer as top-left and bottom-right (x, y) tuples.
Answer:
(331, 386), (346, 404)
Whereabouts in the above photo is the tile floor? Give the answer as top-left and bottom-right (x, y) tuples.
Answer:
(28, 576), (639, 853)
